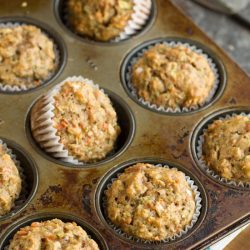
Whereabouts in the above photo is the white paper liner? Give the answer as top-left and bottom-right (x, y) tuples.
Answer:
(63, 0), (152, 42)
(0, 140), (28, 218)
(0, 22), (60, 93)
(125, 40), (220, 113)
(196, 112), (250, 188)
(102, 164), (202, 244)
(115, 0), (152, 42)
(31, 76), (117, 165)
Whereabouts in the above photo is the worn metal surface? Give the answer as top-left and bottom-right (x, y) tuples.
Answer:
(0, 0), (249, 249)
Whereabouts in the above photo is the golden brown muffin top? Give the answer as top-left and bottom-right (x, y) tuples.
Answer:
(131, 44), (215, 109)
(53, 81), (120, 163)
(9, 219), (100, 250)
(0, 144), (22, 216)
(105, 163), (196, 241)
(0, 25), (57, 88)
(202, 115), (250, 182)
(67, 0), (134, 41)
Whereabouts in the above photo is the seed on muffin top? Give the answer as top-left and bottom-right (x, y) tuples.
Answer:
(0, 144), (21, 216)
(52, 81), (120, 163)
(105, 163), (196, 241)
(8, 219), (100, 249)
(0, 25), (57, 88)
(131, 44), (215, 110)
(67, 0), (134, 41)
(202, 115), (250, 182)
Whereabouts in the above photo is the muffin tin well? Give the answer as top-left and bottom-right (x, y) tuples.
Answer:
(120, 37), (227, 115)
(191, 107), (250, 190)
(0, 138), (38, 222)
(54, 0), (157, 44)
(0, 16), (67, 94)
(0, 0), (249, 249)
(25, 88), (135, 168)
(95, 158), (207, 248)
(0, 213), (108, 249)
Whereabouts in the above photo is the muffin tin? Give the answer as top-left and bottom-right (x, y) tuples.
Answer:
(0, 0), (249, 249)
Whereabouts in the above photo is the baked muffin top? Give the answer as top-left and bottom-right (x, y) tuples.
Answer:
(105, 163), (196, 241)
(0, 25), (57, 88)
(8, 219), (100, 250)
(67, 0), (134, 41)
(131, 44), (215, 109)
(53, 81), (120, 162)
(0, 144), (22, 216)
(202, 115), (250, 182)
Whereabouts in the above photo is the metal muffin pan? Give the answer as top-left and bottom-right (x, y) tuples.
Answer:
(0, 0), (249, 249)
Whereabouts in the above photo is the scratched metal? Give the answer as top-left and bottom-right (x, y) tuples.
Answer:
(0, 0), (249, 249)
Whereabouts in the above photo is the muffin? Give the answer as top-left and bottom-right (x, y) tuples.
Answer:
(105, 163), (196, 241)
(202, 115), (250, 182)
(8, 219), (100, 249)
(0, 25), (57, 89)
(0, 143), (22, 216)
(67, 0), (134, 41)
(131, 44), (215, 110)
(31, 78), (121, 163)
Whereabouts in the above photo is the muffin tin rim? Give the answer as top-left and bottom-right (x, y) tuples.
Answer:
(25, 87), (136, 168)
(0, 212), (109, 250)
(0, 16), (67, 95)
(94, 157), (208, 248)
(190, 106), (250, 190)
(120, 36), (227, 116)
(53, 0), (158, 45)
(0, 137), (39, 222)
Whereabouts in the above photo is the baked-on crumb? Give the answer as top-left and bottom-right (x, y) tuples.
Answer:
(202, 115), (250, 182)
(105, 163), (196, 241)
(0, 25), (57, 88)
(8, 219), (100, 250)
(53, 81), (120, 162)
(0, 144), (21, 216)
(131, 44), (215, 109)
(67, 0), (134, 41)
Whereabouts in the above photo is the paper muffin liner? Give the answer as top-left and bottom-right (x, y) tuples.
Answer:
(0, 22), (60, 93)
(196, 112), (250, 188)
(0, 140), (28, 218)
(125, 40), (220, 113)
(102, 164), (202, 244)
(63, 0), (152, 42)
(31, 76), (118, 165)
(115, 0), (152, 42)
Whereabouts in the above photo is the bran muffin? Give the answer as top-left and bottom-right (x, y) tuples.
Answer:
(67, 0), (134, 41)
(202, 115), (250, 182)
(131, 44), (215, 110)
(31, 80), (121, 163)
(8, 219), (100, 249)
(105, 163), (196, 241)
(0, 143), (22, 216)
(0, 25), (57, 89)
